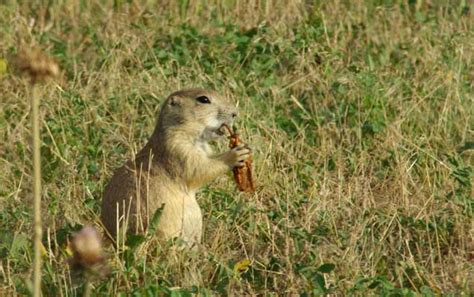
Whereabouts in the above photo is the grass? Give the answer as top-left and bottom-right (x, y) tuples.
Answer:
(0, 0), (473, 295)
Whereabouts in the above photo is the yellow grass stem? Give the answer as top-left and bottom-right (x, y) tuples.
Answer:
(31, 85), (42, 297)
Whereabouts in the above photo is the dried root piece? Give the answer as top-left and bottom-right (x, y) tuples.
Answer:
(223, 124), (255, 193)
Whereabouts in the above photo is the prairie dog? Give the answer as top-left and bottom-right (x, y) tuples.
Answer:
(101, 88), (250, 245)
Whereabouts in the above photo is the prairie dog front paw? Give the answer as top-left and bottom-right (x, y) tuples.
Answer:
(221, 144), (251, 168)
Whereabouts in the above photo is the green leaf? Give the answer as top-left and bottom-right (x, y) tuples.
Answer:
(312, 273), (326, 293)
(0, 58), (7, 76)
(147, 204), (165, 236)
(126, 234), (146, 250)
(317, 263), (335, 273)
(10, 233), (30, 258)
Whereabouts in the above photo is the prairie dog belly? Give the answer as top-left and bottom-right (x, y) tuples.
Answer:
(155, 190), (202, 244)
(181, 193), (202, 243)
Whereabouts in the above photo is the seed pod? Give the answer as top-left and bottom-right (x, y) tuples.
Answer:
(223, 124), (255, 192)
(70, 226), (105, 268)
(12, 47), (59, 83)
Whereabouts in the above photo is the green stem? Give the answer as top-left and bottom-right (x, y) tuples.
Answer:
(83, 280), (91, 297)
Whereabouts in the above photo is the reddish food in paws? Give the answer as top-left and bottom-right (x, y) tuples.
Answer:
(222, 124), (255, 192)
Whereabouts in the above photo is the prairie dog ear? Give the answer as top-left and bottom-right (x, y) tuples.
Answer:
(168, 95), (182, 107)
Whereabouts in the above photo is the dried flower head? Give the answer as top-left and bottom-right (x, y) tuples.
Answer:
(12, 47), (59, 83)
(70, 226), (105, 268)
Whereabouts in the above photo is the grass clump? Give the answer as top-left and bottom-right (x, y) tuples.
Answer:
(0, 1), (472, 295)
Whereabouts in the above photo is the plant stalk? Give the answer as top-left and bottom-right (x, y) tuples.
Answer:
(32, 85), (42, 297)
(83, 279), (91, 297)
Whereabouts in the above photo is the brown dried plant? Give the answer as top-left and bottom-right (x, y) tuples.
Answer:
(70, 226), (106, 268)
(68, 226), (108, 297)
(223, 124), (255, 193)
(12, 47), (59, 83)
(11, 47), (59, 297)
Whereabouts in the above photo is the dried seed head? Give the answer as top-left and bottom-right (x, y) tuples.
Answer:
(12, 47), (59, 83)
(70, 226), (105, 268)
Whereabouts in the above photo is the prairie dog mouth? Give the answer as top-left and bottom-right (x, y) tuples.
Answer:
(215, 125), (227, 136)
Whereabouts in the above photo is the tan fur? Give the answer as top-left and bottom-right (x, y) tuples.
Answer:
(101, 88), (250, 245)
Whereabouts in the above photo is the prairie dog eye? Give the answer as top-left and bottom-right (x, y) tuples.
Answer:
(196, 96), (211, 104)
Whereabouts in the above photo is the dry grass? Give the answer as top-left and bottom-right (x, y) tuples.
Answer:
(0, 0), (473, 295)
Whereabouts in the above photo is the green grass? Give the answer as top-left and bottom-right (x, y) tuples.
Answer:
(1, 0), (473, 295)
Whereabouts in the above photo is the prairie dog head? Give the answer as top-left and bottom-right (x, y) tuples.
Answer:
(158, 88), (238, 140)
